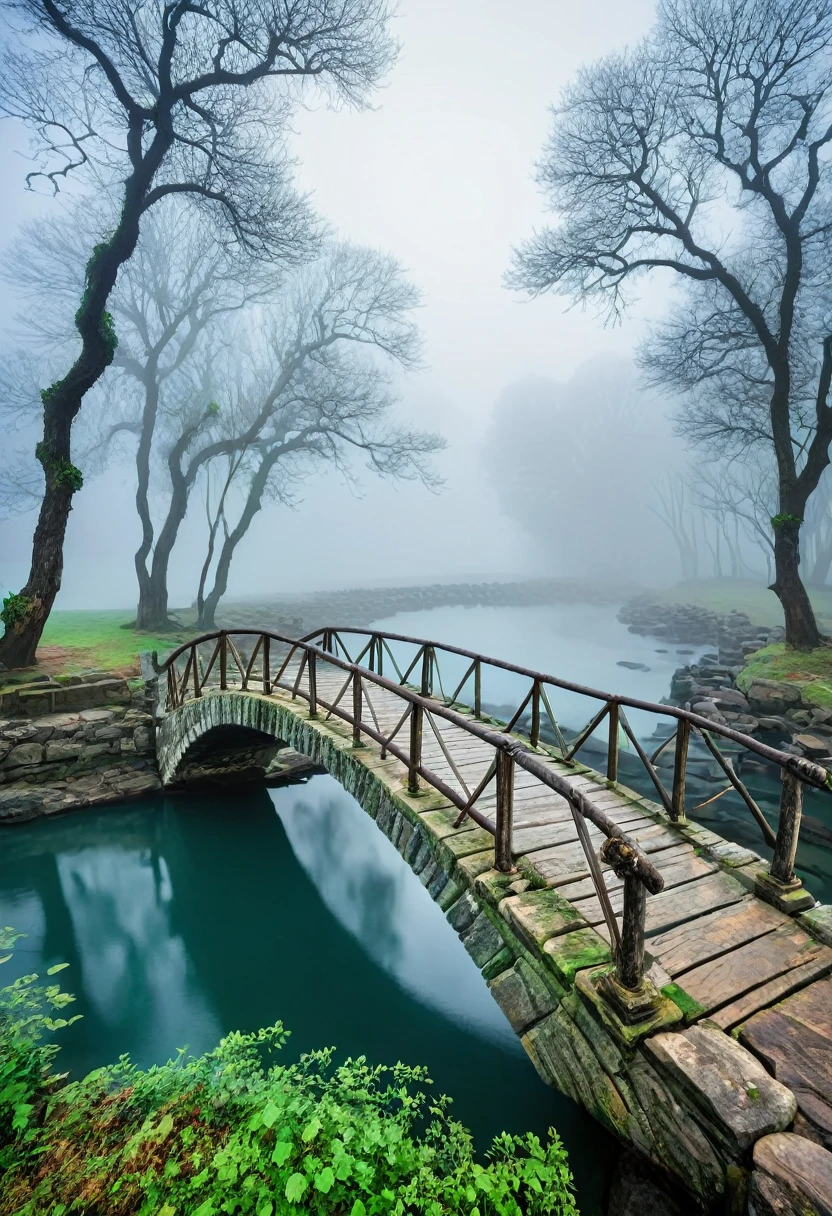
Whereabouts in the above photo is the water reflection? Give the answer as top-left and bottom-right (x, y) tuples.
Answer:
(0, 780), (618, 1213)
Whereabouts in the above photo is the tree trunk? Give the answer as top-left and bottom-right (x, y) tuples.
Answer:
(770, 518), (824, 649)
(0, 145), (170, 668)
(133, 372), (161, 627)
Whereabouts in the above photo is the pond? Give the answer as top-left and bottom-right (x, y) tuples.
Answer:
(0, 775), (618, 1214)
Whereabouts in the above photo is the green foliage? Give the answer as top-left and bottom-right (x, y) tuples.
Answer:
(207, 400), (220, 416)
(735, 642), (832, 708)
(0, 929), (80, 1169)
(0, 595), (32, 632)
(0, 933), (579, 1216)
(74, 242), (118, 362)
(770, 513), (803, 530)
(33, 443), (84, 493)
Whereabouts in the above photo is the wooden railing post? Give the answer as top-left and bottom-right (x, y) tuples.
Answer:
(420, 646), (432, 697)
(607, 701), (619, 782)
(193, 647), (201, 699)
(495, 749), (515, 872)
(756, 771), (814, 913)
(220, 632), (227, 690)
(408, 703), (423, 794)
(617, 873), (646, 991)
(352, 672), (363, 746)
(262, 634), (271, 695)
(474, 660), (482, 718)
(671, 720), (689, 821)
(308, 651), (317, 718)
(598, 837), (661, 1024)
(530, 681), (540, 749)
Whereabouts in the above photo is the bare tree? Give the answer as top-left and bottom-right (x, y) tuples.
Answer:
(194, 352), (443, 629)
(510, 0), (832, 648)
(137, 243), (439, 629)
(0, 0), (394, 667)
(1, 201), (282, 624)
(649, 476), (699, 579)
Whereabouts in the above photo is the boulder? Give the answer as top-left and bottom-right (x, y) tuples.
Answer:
(746, 680), (804, 716)
(749, 1133), (832, 1216)
(793, 734), (832, 757)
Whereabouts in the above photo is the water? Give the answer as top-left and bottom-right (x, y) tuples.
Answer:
(0, 776), (617, 1214)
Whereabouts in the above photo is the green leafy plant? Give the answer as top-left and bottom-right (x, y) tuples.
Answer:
(0, 928), (80, 1168)
(0, 933), (580, 1216)
(0, 595), (32, 632)
(770, 513), (803, 530)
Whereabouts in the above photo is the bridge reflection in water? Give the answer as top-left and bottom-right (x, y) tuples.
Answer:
(0, 780), (618, 1213)
(155, 626), (832, 1205)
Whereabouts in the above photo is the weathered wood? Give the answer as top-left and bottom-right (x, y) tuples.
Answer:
(262, 634), (271, 694)
(408, 701), (423, 793)
(495, 749), (515, 872)
(564, 701), (610, 762)
(531, 680), (541, 748)
(219, 633), (228, 690)
(714, 958), (832, 1031)
(647, 898), (784, 977)
(352, 672), (362, 746)
(474, 659), (481, 717)
(671, 720), (689, 821)
(308, 651), (317, 718)
(698, 729), (776, 848)
(619, 872), (647, 990)
(607, 701), (619, 782)
(619, 709), (674, 816)
(680, 923), (832, 1016)
(771, 767), (804, 884)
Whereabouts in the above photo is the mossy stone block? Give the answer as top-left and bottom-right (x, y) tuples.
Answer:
(502, 887), (587, 951)
(543, 927), (611, 985)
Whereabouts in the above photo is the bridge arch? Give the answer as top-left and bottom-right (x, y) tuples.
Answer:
(154, 626), (830, 1206)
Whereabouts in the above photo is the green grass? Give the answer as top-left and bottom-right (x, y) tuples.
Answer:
(644, 578), (832, 630)
(736, 642), (832, 709)
(37, 610), (190, 674)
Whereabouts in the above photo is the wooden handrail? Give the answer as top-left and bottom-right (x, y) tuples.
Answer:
(158, 623), (824, 1011)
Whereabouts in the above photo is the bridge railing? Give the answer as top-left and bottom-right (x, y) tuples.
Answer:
(304, 627), (830, 903)
(158, 625), (829, 1023)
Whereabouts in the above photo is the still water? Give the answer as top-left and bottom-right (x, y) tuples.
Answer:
(0, 776), (618, 1214)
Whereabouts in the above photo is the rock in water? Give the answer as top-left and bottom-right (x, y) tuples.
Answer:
(617, 660), (651, 671)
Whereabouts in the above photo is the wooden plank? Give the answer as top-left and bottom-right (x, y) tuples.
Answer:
(753, 974), (832, 1043)
(570, 857), (726, 934)
(647, 898), (785, 977)
(552, 843), (692, 902)
(713, 959), (832, 1031)
(681, 924), (832, 1017)
(739, 996), (832, 1140)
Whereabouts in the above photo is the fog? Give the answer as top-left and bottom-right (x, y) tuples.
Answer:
(0, 0), (746, 613)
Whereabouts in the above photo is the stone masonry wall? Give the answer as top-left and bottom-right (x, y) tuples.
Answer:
(158, 690), (798, 1208)
(0, 704), (159, 824)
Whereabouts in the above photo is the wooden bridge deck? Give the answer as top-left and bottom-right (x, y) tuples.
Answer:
(299, 661), (832, 1037)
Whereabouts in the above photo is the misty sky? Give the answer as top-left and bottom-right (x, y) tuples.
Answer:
(0, 0), (677, 609)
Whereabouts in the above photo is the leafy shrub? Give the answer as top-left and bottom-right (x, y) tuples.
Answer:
(0, 932), (579, 1215)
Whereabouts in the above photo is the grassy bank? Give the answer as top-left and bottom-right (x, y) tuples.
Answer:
(735, 643), (832, 710)
(34, 610), (190, 676)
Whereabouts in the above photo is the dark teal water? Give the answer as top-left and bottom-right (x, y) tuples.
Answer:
(0, 775), (618, 1214)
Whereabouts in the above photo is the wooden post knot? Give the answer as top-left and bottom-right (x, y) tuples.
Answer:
(600, 835), (639, 877)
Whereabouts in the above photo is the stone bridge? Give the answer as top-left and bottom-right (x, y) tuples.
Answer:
(155, 626), (832, 1212)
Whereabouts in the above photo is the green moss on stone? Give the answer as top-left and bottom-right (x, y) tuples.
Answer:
(543, 928), (611, 984)
(661, 983), (707, 1023)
